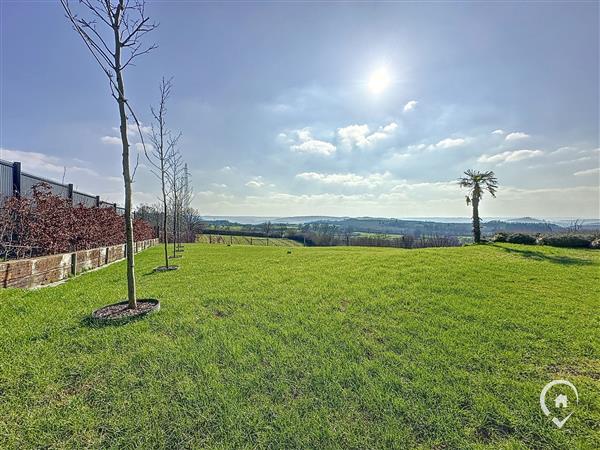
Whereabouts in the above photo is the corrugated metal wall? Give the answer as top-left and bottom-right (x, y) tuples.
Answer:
(21, 173), (69, 198)
(72, 191), (97, 207)
(0, 160), (13, 199)
(1, 159), (125, 212)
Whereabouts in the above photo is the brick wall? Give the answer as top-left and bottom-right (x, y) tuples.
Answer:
(0, 239), (158, 289)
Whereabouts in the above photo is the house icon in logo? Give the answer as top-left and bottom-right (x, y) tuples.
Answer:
(555, 394), (568, 409)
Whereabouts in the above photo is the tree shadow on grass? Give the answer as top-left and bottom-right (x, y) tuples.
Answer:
(494, 245), (593, 266)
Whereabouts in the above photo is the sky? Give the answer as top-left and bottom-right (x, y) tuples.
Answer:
(1, 1), (599, 219)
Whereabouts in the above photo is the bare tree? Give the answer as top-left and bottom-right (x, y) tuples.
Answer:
(263, 221), (272, 246)
(179, 163), (195, 243)
(167, 144), (184, 257)
(61, 0), (157, 309)
(147, 77), (178, 269)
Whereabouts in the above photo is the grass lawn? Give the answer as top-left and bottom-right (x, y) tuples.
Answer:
(0, 243), (598, 449)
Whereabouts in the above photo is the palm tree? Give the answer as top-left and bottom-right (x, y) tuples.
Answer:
(458, 170), (498, 243)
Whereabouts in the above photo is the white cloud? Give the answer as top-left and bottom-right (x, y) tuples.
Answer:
(296, 171), (391, 188)
(0, 147), (124, 200)
(491, 129), (505, 135)
(403, 100), (418, 112)
(551, 146), (575, 154)
(287, 128), (337, 156)
(383, 122), (398, 133)
(101, 136), (122, 145)
(574, 167), (600, 176)
(556, 155), (596, 165)
(337, 124), (369, 148)
(112, 123), (151, 137)
(429, 137), (466, 150)
(295, 128), (312, 142)
(505, 131), (530, 141)
(291, 139), (336, 156)
(1, 148), (64, 173)
(0, 147), (99, 177)
(245, 176), (266, 188)
(478, 149), (543, 164)
(134, 142), (150, 152)
(337, 122), (397, 149)
(196, 190), (234, 198)
(195, 182), (599, 219)
(407, 143), (427, 152)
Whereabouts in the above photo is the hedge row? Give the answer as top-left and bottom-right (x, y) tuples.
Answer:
(492, 232), (599, 249)
(1, 183), (155, 259)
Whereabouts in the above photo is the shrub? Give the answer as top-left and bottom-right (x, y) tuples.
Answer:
(537, 235), (592, 248)
(492, 232), (508, 242)
(506, 233), (537, 245)
(1, 183), (156, 259)
(591, 239), (600, 249)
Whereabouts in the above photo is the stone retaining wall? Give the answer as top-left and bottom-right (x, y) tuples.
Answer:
(0, 239), (158, 289)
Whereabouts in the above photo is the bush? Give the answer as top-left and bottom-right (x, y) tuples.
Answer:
(537, 235), (592, 248)
(506, 233), (537, 245)
(492, 232), (508, 242)
(591, 239), (600, 249)
(1, 183), (156, 259)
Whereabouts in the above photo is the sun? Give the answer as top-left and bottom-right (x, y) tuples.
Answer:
(368, 67), (391, 94)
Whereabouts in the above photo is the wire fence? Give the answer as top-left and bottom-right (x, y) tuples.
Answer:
(0, 158), (125, 214)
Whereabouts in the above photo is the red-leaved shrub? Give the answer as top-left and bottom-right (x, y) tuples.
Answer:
(1, 183), (155, 259)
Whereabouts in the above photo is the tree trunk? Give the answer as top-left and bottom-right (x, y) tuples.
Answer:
(160, 139), (168, 269)
(172, 195), (177, 257)
(472, 198), (481, 244)
(162, 195), (168, 268)
(114, 12), (136, 309)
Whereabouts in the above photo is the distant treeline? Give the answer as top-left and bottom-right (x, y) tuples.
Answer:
(200, 217), (597, 238)
(196, 216), (598, 250)
(198, 228), (460, 249)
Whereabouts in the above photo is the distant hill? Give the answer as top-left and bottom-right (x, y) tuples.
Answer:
(199, 215), (599, 236)
(200, 215), (347, 225)
(506, 217), (548, 224)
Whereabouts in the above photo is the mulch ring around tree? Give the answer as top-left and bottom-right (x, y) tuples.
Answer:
(91, 299), (160, 324)
(154, 265), (179, 272)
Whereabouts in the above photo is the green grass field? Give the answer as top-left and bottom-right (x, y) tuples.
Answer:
(196, 234), (303, 247)
(0, 244), (598, 449)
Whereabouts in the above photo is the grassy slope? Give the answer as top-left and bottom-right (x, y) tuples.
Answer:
(196, 234), (303, 247)
(0, 244), (598, 449)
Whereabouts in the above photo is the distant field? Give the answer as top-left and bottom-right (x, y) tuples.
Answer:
(196, 234), (302, 247)
(0, 243), (598, 448)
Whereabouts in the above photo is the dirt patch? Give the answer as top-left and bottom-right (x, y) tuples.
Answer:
(91, 299), (160, 323)
(154, 265), (179, 272)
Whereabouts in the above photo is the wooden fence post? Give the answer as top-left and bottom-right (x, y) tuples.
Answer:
(71, 253), (77, 276)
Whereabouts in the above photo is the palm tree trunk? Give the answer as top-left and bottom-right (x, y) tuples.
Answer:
(472, 198), (481, 244)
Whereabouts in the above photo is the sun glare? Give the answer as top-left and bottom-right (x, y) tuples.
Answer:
(368, 67), (391, 94)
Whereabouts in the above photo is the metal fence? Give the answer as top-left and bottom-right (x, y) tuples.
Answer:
(0, 160), (12, 199)
(0, 158), (125, 214)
